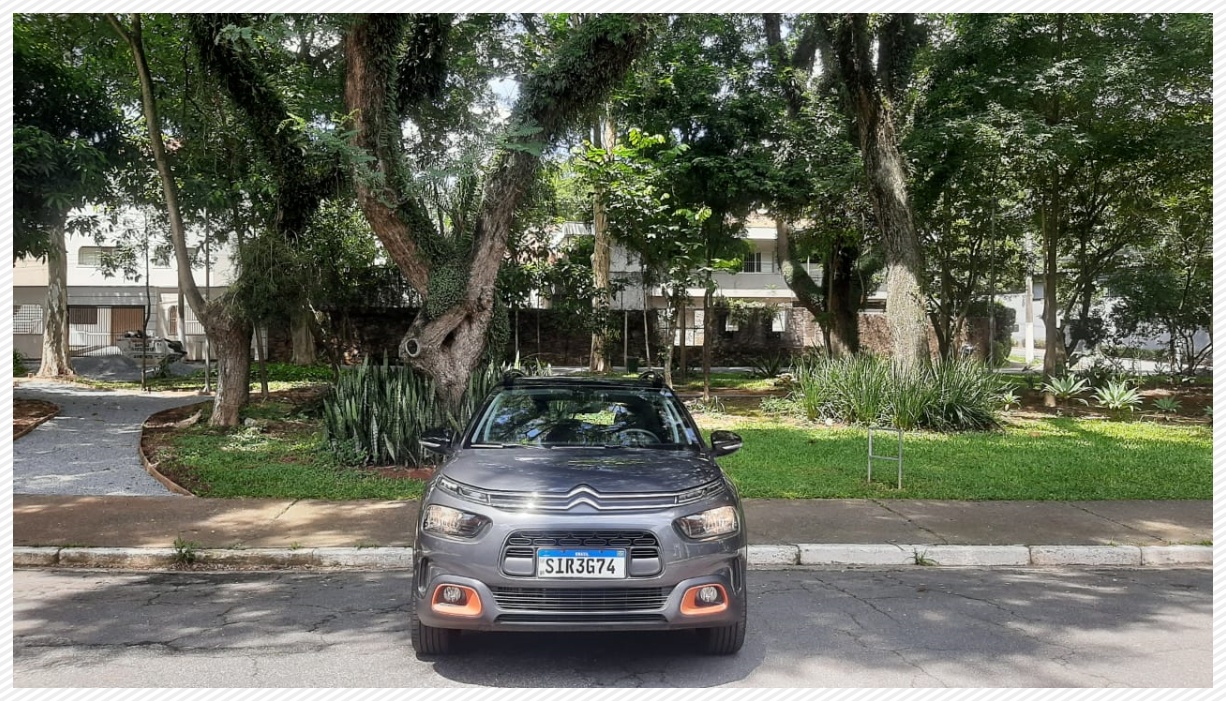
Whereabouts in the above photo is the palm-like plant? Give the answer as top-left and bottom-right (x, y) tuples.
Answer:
(1152, 396), (1182, 416)
(1040, 375), (1090, 407)
(1094, 380), (1142, 416)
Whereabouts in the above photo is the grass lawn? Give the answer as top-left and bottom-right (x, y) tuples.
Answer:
(153, 392), (1212, 502)
(153, 399), (423, 500)
(698, 414), (1212, 500)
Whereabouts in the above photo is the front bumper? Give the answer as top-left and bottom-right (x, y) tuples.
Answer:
(413, 499), (747, 632)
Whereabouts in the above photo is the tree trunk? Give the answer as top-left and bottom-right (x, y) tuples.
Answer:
(1042, 201), (1066, 382)
(343, 14), (653, 418)
(37, 225), (73, 377)
(290, 312), (316, 365)
(827, 243), (860, 356)
(863, 118), (929, 366)
(702, 282), (713, 401)
(677, 298), (689, 381)
(108, 13), (248, 426)
(209, 314), (253, 427)
(825, 14), (929, 366)
(254, 325), (269, 400)
(589, 107), (614, 373)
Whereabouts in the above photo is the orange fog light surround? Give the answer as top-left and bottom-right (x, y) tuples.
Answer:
(431, 584), (483, 617)
(680, 584), (729, 615)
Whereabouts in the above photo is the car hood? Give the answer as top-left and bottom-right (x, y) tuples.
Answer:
(441, 447), (721, 494)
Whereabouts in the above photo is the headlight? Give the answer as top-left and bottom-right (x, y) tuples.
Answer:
(675, 505), (739, 539)
(422, 505), (489, 538)
(437, 476), (491, 504)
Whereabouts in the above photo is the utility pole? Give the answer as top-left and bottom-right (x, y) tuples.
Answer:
(1023, 232), (1035, 365)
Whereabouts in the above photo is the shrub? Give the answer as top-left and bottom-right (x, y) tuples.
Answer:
(1094, 380), (1142, 415)
(1152, 397), (1182, 415)
(13, 350), (28, 377)
(790, 354), (1004, 431)
(322, 360), (501, 467)
(1040, 375), (1090, 406)
(748, 351), (790, 378)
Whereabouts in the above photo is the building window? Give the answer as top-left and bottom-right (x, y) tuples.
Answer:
(742, 252), (762, 273)
(771, 309), (788, 333)
(68, 306), (98, 325)
(77, 246), (115, 267)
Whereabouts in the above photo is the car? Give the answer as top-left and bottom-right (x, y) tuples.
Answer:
(410, 372), (747, 656)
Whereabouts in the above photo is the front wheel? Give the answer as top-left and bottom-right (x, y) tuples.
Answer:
(696, 605), (746, 655)
(410, 590), (459, 656)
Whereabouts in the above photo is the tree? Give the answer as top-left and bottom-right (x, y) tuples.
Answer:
(343, 13), (657, 412)
(14, 16), (124, 376)
(107, 13), (264, 426)
(814, 13), (931, 366)
(928, 14), (1212, 383)
(1108, 187), (1211, 375)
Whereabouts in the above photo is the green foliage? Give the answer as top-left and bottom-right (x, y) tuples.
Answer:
(322, 361), (502, 467)
(172, 536), (201, 565)
(1093, 380), (1142, 415)
(748, 351), (790, 379)
(14, 351), (28, 378)
(1152, 397), (1182, 415)
(13, 15), (126, 259)
(791, 355), (1005, 431)
(1040, 375), (1090, 405)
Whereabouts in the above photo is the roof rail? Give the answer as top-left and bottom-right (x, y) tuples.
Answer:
(502, 369), (526, 387)
(637, 370), (666, 388)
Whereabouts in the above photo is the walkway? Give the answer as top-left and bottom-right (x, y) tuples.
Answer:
(13, 381), (203, 496)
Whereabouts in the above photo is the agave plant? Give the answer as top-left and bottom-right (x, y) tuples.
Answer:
(999, 388), (1021, 411)
(1040, 375), (1090, 407)
(1094, 380), (1142, 416)
(1152, 396), (1182, 415)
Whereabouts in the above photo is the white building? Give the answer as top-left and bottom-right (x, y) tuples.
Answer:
(567, 214), (886, 348)
(12, 223), (238, 361)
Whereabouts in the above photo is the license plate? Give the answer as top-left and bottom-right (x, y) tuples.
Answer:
(536, 548), (627, 579)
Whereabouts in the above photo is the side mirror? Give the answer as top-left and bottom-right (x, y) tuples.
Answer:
(419, 428), (455, 456)
(709, 430), (743, 457)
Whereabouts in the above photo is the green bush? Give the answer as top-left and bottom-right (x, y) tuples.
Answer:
(14, 350), (28, 377)
(791, 354), (1004, 431)
(260, 362), (337, 383)
(322, 361), (501, 467)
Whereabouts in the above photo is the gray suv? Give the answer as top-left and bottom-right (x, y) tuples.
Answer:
(411, 374), (747, 656)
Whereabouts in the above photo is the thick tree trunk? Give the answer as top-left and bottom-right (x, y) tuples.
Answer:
(863, 121), (929, 367)
(208, 314), (253, 427)
(827, 243), (860, 356)
(589, 108), (614, 373)
(343, 14), (654, 417)
(37, 226), (73, 377)
(290, 313), (316, 365)
(824, 14), (929, 366)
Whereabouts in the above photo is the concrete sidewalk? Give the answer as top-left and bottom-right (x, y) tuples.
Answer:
(12, 495), (1212, 569)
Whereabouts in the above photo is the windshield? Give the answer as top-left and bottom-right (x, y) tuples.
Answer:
(469, 386), (699, 450)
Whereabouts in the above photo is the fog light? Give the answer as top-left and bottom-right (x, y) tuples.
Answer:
(681, 583), (729, 615)
(431, 584), (482, 617)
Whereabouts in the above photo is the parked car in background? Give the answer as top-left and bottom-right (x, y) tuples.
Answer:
(411, 374), (747, 655)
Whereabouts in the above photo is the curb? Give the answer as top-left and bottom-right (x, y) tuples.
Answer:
(13, 544), (1211, 571)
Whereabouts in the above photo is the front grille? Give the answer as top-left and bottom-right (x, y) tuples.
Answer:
(506, 530), (660, 550)
(491, 586), (672, 611)
(496, 613), (667, 624)
(502, 530), (663, 578)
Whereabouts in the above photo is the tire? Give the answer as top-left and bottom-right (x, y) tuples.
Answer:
(410, 590), (458, 656)
(697, 605), (747, 655)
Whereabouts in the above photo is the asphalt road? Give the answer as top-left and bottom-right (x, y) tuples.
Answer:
(13, 567), (1210, 687)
